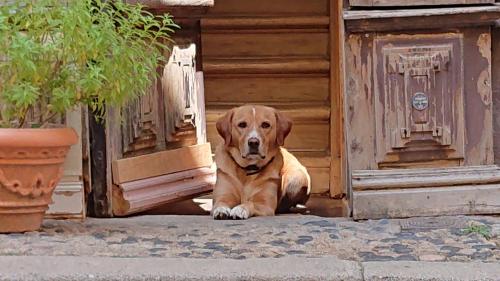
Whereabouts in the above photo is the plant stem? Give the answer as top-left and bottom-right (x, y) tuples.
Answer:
(40, 111), (59, 128)
(17, 106), (32, 128)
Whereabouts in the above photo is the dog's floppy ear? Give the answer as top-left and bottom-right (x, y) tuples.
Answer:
(275, 110), (292, 146)
(216, 109), (234, 148)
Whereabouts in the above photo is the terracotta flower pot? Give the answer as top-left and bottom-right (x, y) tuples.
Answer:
(0, 128), (78, 233)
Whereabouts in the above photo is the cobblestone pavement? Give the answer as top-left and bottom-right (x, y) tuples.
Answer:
(0, 215), (498, 262)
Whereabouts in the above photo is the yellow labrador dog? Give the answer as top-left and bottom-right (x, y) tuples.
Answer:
(212, 105), (311, 220)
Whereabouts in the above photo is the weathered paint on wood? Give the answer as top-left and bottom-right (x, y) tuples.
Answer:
(162, 44), (203, 145)
(352, 166), (500, 191)
(344, 6), (500, 32)
(346, 28), (493, 171)
(373, 33), (465, 164)
(349, 0), (494, 7)
(492, 28), (500, 165)
(345, 4), (498, 218)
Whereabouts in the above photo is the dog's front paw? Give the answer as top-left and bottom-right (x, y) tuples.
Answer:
(212, 206), (231, 220)
(230, 205), (250, 220)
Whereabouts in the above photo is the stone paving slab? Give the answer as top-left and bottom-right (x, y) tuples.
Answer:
(0, 215), (498, 263)
(0, 256), (499, 281)
(363, 261), (500, 281)
(0, 256), (363, 281)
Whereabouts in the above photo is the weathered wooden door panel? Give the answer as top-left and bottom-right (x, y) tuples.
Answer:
(121, 77), (163, 156)
(374, 34), (465, 164)
(109, 45), (215, 216)
(346, 29), (492, 170)
(346, 7), (498, 218)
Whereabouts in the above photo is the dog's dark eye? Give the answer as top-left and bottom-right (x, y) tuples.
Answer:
(238, 122), (247, 128)
(261, 122), (271, 129)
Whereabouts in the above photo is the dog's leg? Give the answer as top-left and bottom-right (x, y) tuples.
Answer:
(230, 186), (278, 219)
(212, 174), (241, 220)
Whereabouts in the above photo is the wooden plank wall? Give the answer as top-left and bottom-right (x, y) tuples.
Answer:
(201, 0), (336, 195)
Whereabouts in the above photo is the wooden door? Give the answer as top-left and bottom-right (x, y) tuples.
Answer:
(89, 44), (215, 217)
(344, 2), (500, 219)
(201, 0), (345, 199)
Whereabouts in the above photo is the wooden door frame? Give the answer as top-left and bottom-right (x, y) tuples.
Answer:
(330, 0), (346, 200)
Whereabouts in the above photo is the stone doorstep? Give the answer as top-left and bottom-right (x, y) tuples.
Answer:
(0, 256), (499, 281)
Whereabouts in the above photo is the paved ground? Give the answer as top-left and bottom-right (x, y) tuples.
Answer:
(1, 255), (500, 281)
(0, 215), (499, 263)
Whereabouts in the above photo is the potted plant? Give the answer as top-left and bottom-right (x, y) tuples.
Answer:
(0, 0), (176, 232)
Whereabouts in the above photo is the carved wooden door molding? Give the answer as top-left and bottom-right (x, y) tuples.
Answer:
(374, 34), (465, 165)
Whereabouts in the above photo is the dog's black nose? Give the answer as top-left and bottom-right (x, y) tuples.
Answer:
(248, 138), (260, 150)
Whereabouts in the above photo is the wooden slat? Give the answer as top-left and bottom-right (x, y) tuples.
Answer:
(353, 166), (500, 191)
(201, 17), (330, 30)
(202, 33), (329, 58)
(353, 184), (500, 219)
(344, 6), (500, 20)
(354, 165), (499, 176)
(205, 106), (330, 123)
(350, 0), (494, 6)
(113, 166), (216, 216)
(205, 77), (329, 103)
(203, 58), (330, 75)
(112, 143), (213, 184)
(206, 0), (328, 16)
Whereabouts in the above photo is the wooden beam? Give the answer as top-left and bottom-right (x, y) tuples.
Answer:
(112, 143), (213, 184)
(344, 6), (500, 20)
(353, 184), (500, 219)
(330, 0), (345, 198)
(349, 0), (494, 7)
(87, 107), (113, 217)
(113, 166), (216, 216)
(344, 6), (500, 32)
(353, 166), (500, 191)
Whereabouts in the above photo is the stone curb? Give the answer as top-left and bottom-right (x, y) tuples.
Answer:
(0, 256), (498, 281)
(363, 261), (500, 281)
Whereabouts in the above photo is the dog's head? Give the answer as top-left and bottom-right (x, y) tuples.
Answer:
(216, 105), (292, 167)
